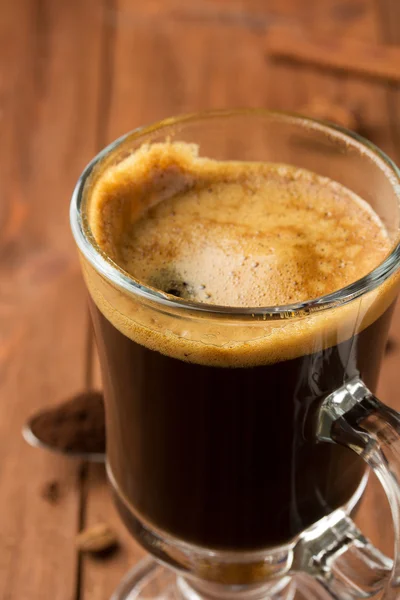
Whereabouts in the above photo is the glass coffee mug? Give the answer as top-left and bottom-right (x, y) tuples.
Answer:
(71, 110), (400, 599)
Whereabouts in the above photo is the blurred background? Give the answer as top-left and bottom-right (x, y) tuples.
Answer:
(1, 0), (400, 598)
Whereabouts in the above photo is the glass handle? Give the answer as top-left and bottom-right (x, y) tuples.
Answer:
(293, 377), (400, 599)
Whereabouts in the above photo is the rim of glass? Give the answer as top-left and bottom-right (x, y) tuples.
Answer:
(70, 108), (400, 321)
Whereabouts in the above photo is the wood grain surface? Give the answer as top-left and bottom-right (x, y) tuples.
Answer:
(1, 0), (400, 598)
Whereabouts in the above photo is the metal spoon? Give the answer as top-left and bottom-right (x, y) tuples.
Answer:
(22, 390), (106, 462)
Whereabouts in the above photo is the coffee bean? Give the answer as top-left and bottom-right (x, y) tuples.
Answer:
(76, 523), (119, 555)
(385, 337), (397, 355)
(41, 480), (61, 504)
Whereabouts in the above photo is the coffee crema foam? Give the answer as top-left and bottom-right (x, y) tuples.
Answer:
(82, 142), (398, 366)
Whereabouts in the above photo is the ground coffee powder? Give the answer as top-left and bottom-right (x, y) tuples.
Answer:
(30, 391), (105, 454)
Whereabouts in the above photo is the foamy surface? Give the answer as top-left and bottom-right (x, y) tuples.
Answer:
(88, 142), (390, 307)
(82, 142), (397, 366)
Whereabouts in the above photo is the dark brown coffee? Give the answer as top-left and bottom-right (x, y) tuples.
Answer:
(90, 299), (392, 550)
(83, 142), (395, 551)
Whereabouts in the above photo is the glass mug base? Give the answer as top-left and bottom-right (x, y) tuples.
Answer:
(111, 559), (334, 599)
(111, 473), (368, 600)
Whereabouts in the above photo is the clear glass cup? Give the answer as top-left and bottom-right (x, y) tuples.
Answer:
(71, 110), (400, 599)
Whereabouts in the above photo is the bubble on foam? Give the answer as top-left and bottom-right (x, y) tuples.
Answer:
(148, 267), (195, 300)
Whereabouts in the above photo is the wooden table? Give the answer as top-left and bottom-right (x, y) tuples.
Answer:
(1, 0), (400, 598)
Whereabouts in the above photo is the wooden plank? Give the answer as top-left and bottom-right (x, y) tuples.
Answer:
(105, 0), (292, 24)
(265, 0), (400, 560)
(377, 0), (400, 184)
(266, 0), (398, 152)
(81, 7), (276, 599)
(0, 0), (103, 598)
(82, 1), (400, 596)
(105, 17), (271, 140)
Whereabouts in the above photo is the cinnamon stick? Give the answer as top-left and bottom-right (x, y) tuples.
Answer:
(299, 97), (360, 131)
(266, 28), (400, 83)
